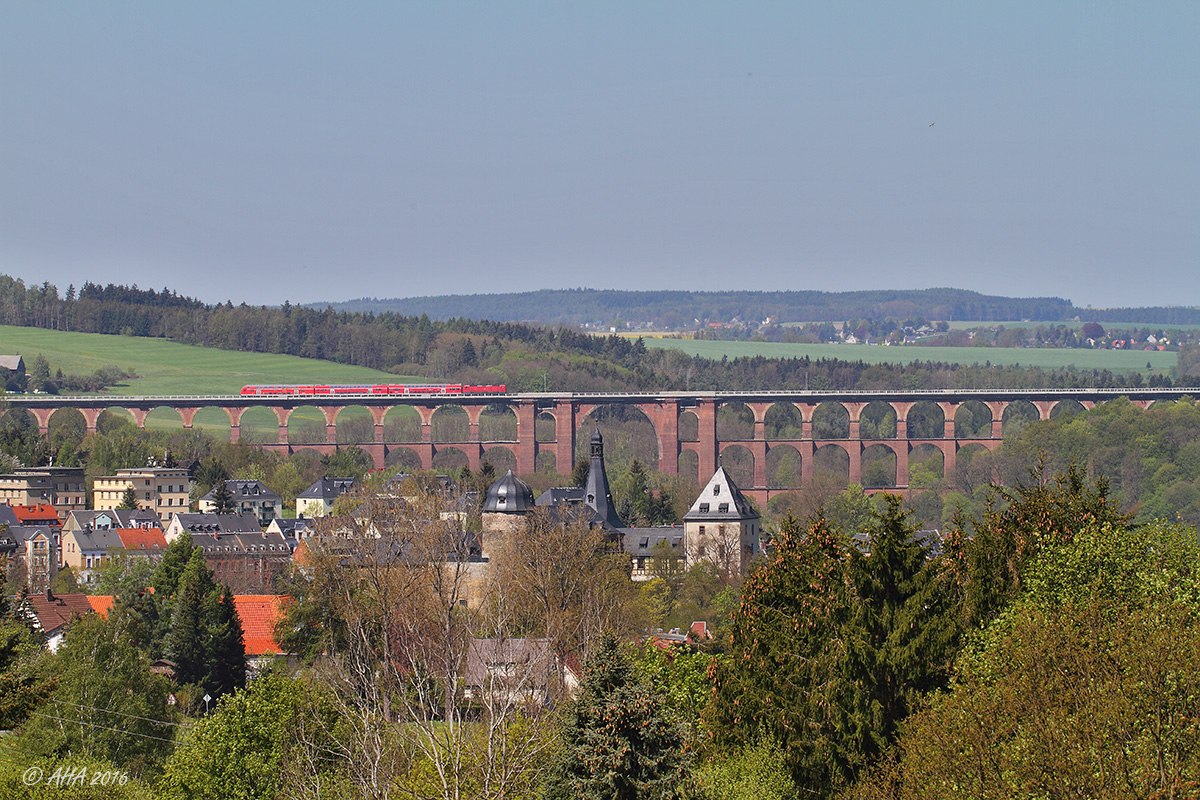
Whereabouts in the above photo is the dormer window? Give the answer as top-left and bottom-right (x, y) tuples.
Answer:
(699, 503), (709, 513)
(719, 503), (729, 513)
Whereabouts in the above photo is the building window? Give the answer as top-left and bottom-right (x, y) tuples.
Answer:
(719, 503), (729, 513)
(714, 485), (721, 495)
(699, 503), (709, 513)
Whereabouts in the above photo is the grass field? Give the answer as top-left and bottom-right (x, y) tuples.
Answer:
(0, 326), (426, 438)
(641, 337), (1177, 372)
(0, 326), (413, 396)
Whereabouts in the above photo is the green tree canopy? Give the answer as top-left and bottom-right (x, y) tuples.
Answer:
(545, 633), (688, 800)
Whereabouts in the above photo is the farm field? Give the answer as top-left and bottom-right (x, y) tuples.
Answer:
(0, 326), (422, 438)
(641, 337), (1177, 372)
(0, 326), (411, 396)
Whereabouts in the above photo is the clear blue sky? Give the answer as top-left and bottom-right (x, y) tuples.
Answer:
(2, 2), (1196, 309)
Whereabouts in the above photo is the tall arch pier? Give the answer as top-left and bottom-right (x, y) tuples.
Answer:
(9, 388), (1191, 504)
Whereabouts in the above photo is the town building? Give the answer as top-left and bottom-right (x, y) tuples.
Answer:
(0, 467), (86, 512)
(296, 477), (356, 518)
(92, 468), (190, 521)
(62, 508), (162, 533)
(165, 512), (264, 541)
(682, 468), (762, 579)
(198, 479), (282, 525)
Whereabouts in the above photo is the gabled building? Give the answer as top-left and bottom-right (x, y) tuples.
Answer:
(296, 477), (356, 518)
(63, 508), (162, 533)
(187, 531), (292, 593)
(199, 479), (282, 525)
(17, 589), (94, 651)
(92, 468), (190, 521)
(0, 467), (86, 512)
(682, 467), (761, 579)
(59, 527), (122, 584)
(164, 512), (264, 542)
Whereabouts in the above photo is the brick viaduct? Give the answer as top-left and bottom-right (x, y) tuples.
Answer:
(8, 389), (1193, 504)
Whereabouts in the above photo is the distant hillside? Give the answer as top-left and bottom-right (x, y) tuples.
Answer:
(316, 288), (1088, 328)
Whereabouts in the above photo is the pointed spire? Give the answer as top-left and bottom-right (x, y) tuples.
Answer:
(585, 429), (624, 529)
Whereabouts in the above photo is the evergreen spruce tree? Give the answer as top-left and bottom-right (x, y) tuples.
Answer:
(165, 551), (215, 688)
(210, 479), (235, 514)
(545, 633), (686, 800)
(119, 484), (139, 510)
(845, 495), (955, 758)
(205, 586), (246, 698)
(571, 458), (590, 489)
(153, 536), (197, 596)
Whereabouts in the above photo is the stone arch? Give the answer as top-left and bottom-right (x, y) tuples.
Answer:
(142, 405), (192, 433)
(287, 407), (327, 445)
(954, 401), (992, 439)
(953, 442), (995, 494)
(908, 443), (945, 487)
(575, 404), (659, 467)
(717, 402), (754, 440)
(535, 450), (558, 473)
(765, 443), (802, 489)
(189, 407), (233, 439)
(384, 446), (423, 471)
(860, 401), (897, 439)
(481, 445), (517, 475)
(432, 405), (469, 443)
(1, 407), (38, 434)
(764, 402), (803, 440)
(813, 443), (850, 485)
(812, 402), (849, 439)
(479, 404), (517, 441)
(718, 444), (754, 488)
(1050, 399), (1087, 419)
(383, 406), (422, 443)
(96, 407), (138, 434)
(47, 407), (86, 443)
(862, 444), (898, 488)
(677, 410), (699, 442)
(432, 446), (470, 472)
(1002, 400), (1039, 438)
(906, 401), (944, 439)
(535, 411), (556, 443)
(678, 449), (699, 484)
(236, 406), (282, 445)
(335, 405), (374, 444)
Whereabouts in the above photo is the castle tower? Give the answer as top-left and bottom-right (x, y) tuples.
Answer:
(480, 469), (536, 561)
(584, 429), (623, 529)
(683, 468), (760, 578)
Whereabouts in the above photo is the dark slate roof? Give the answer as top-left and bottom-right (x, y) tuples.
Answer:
(482, 471), (536, 513)
(535, 487), (585, 507)
(64, 508), (160, 531)
(621, 527), (684, 557)
(172, 512), (264, 534)
(201, 479), (281, 503)
(297, 477), (358, 501)
(683, 468), (759, 522)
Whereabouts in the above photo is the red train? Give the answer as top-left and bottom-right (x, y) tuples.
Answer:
(240, 383), (506, 396)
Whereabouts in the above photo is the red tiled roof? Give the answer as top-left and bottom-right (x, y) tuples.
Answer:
(25, 592), (93, 634)
(233, 595), (290, 657)
(88, 596), (115, 617)
(115, 528), (167, 551)
(12, 503), (63, 525)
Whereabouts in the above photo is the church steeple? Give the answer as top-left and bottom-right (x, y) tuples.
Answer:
(584, 429), (623, 529)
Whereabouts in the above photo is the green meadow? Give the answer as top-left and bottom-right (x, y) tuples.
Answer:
(641, 337), (1176, 372)
(0, 326), (422, 438)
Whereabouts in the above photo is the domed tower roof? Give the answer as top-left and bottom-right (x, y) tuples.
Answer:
(482, 470), (536, 514)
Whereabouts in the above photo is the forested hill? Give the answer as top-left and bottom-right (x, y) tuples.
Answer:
(318, 288), (1081, 327)
(0, 275), (1189, 392)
